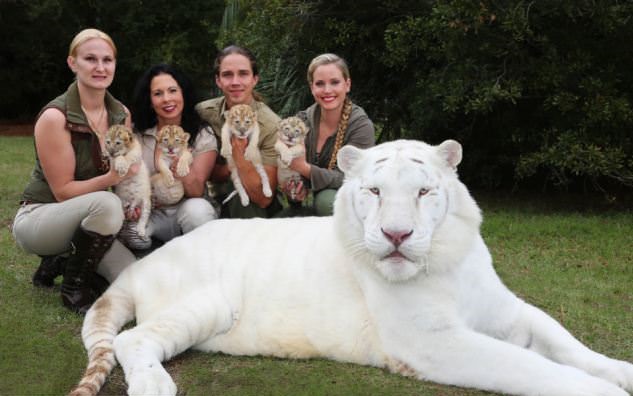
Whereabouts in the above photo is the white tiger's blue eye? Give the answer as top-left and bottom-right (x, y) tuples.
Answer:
(419, 188), (429, 197)
(369, 187), (380, 196)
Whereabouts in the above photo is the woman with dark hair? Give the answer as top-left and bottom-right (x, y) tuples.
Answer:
(118, 63), (218, 250)
(195, 45), (281, 218)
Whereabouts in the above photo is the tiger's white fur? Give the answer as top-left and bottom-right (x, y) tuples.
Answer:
(71, 139), (633, 396)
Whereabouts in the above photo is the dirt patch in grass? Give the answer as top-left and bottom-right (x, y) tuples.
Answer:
(0, 121), (34, 136)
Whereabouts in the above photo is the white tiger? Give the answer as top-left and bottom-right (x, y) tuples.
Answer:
(71, 139), (633, 396)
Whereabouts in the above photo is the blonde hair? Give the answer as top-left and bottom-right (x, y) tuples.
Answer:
(68, 28), (117, 58)
(306, 53), (350, 85)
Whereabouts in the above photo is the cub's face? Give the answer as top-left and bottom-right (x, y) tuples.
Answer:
(277, 116), (308, 147)
(105, 125), (135, 157)
(336, 140), (462, 282)
(157, 125), (190, 156)
(227, 104), (257, 139)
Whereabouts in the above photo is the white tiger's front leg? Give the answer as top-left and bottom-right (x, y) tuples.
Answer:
(392, 328), (629, 396)
(507, 303), (633, 392)
(114, 291), (234, 396)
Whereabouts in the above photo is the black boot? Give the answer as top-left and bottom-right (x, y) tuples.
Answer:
(60, 227), (115, 315)
(32, 255), (67, 288)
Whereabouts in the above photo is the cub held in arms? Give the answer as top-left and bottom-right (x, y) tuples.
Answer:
(220, 104), (272, 206)
(150, 125), (193, 206)
(104, 125), (151, 238)
(274, 116), (309, 200)
(71, 139), (633, 396)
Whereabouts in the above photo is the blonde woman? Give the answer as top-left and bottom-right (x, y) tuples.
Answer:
(281, 53), (375, 216)
(12, 28), (137, 314)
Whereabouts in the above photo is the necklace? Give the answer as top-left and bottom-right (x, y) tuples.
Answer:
(80, 104), (107, 135)
(81, 104), (110, 171)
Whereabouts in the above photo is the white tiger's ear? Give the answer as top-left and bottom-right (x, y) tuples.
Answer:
(337, 145), (364, 175)
(437, 139), (462, 169)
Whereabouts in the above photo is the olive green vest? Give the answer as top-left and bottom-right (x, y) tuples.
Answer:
(21, 81), (127, 203)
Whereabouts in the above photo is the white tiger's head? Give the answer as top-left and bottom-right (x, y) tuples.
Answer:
(334, 139), (481, 282)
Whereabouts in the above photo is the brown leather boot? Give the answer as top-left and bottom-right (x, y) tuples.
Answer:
(32, 255), (67, 288)
(60, 227), (114, 315)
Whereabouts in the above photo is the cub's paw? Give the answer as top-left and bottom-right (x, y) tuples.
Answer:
(114, 157), (130, 176)
(127, 364), (177, 396)
(280, 153), (292, 165)
(262, 183), (273, 197)
(176, 160), (190, 177)
(239, 192), (250, 207)
(220, 147), (231, 160)
(164, 172), (175, 186)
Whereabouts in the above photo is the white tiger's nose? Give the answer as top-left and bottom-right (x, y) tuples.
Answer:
(381, 228), (413, 247)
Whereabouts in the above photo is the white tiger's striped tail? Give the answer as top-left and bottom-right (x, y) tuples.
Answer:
(68, 282), (135, 396)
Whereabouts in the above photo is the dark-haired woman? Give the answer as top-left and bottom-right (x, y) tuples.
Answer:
(119, 63), (218, 250)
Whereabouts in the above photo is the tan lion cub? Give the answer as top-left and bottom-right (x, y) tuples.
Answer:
(150, 125), (193, 206)
(220, 104), (272, 206)
(274, 116), (309, 200)
(104, 125), (151, 238)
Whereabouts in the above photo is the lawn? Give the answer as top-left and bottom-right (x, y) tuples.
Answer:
(0, 135), (631, 395)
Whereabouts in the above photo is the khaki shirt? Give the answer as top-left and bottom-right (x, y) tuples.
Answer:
(195, 97), (280, 167)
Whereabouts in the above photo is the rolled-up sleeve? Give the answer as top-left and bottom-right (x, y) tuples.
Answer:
(310, 112), (375, 191)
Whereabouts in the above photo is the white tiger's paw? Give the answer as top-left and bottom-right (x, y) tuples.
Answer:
(609, 359), (633, 392)
(126, 363), (177, 396)
(555, 370), (629, 396)
(114, 157), (129, 176)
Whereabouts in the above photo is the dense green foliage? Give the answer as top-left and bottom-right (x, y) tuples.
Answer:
(1, 0), (632, 192)
(0, 0), (224, 118)
(219, 0), (633, 192)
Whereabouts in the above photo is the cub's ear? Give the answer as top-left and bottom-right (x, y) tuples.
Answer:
(183, 132), (190, 142)
(437, 139), (462, 169)
(337, 145), (364, 175)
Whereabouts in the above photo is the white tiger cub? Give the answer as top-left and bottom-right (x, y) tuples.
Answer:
(274, 116), (309, 200)
(71, 139), (633, 396)
(104, 125), (151, 238)
(150, 125), (193, 206)
(220, 104), (272, 206)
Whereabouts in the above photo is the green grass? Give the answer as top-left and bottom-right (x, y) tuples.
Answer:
(0, 135), (631, 395)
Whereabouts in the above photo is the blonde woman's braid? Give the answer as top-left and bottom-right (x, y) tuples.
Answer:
(327, 98), (353, 170)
